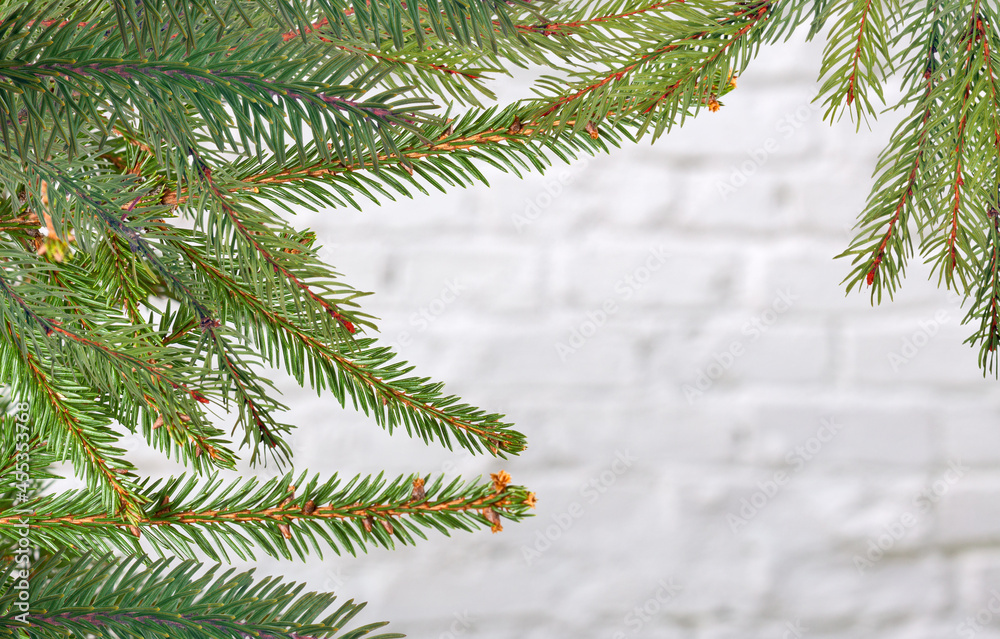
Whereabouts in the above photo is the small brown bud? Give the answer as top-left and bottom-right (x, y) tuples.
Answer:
(481, 508), (502, 533)
(509, 117), (523, 134)
(154, 495), (171, 516)
(160, 188), (177, 206)
(411, 477), (426, 501)
(585, 121), (599, 139)
(490, 470), (511, 492)
(380, 518), (394, 535)
(362, 515), (374, 533)
(303, 499), (317, 515)
(278, 523), (292, 539)
(128, 524), (141, 537)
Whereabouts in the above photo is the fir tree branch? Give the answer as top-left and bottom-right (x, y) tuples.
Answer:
(965, 206), (1000, 375)
(201, 323), (295, 464)
(0, 552), (403, 639)
(0, 5), (436, 167)
(924, 2), (994, 292)
(194, 157), (361, 338)
(511, 0), (681, 37)
(527, 1), (771, 137)
(840, 0), (948, 298)
(0, 246), (235, 478)
(1, 471), (536, 562)
(817, 0), (894, 124)
(0, 316), (144, 520)
(277, 0), (543, 51)
(165, 233), (526, 457)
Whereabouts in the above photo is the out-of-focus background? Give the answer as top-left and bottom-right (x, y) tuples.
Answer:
(129, 31), (1000, 639)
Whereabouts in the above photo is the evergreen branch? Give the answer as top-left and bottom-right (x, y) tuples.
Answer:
(527, 1), (771, 137)
(97, 232), (158, 325)
(924, 2), (994, 292)
(3, 57), (427, 163)
(18, 160), (218, 321)
(285, 0), (543, 51)
(0, 268), (204, 409)
(511, 0), (681, 38)
(0, 5), (436, 166)
(201, 323), (295, 465)
(0, 471), (536, 562)
(0, 413), (60, 499)
(817, 0), (895, 124)
(166, 234), (526, 457)
(0, 315), (144, 520)
(839, 1), (947, 298)
(0, 204), (240, 471)
(947, 5), (980, 284)
(304, 37), (500, 107)
(0, 249), (236, 476)
(0, 552), (403, 639)
(964, 206), (1000, 376)
(194, 157), (360, 338)
(330, 40), (484, 81)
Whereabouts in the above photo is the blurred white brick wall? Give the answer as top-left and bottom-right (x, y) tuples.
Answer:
(129, 32), (1000, 639)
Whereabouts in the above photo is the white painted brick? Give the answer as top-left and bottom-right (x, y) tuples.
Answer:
(679, 170), (803, 231)
(387, 242), (543, 313)
(769, 556), (949, 625)
(846, 322), (988, 385)
(550, 239), (740, 309)
(936, 477), (1000, 546)
(759, 241), (888, 312)
(945, 407), (1000, 466)
(790, 161), (874, 236)
(443, 324), (644, 388)
(725, 325), (831, 383)
(748, 402), (936, 466)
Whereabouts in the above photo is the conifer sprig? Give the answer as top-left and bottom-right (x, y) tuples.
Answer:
(0, 470), (534, 562)
(816, 0), (895, 125)
(965, 206), (1000, 374)
(838, 1), (949, 301)
(0, 552), (403, 639)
